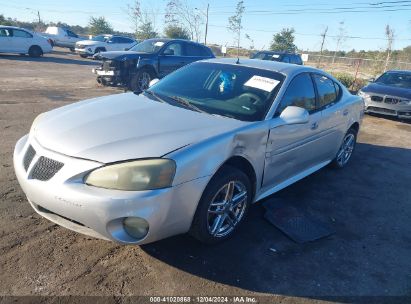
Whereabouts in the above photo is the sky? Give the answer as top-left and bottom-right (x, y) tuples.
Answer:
(1, 0), (411, 52)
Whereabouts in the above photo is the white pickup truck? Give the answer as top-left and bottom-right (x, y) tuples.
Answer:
(42, 27), (86, 51)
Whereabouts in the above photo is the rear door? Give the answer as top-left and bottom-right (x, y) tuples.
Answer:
(0, 28), (13, 52)
(262, 73), (323, 191)
(10, 29), (32, 53)
(312, 73), (348, 160)
(158, 41), (185, 77)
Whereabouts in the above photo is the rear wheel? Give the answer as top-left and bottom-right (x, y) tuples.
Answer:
(28, 46), (43, 58)
(190, 166), (252, 244)
(79, 54), (88, 58)
(129, 69), (153, 93)
(331, 128), (357, 168)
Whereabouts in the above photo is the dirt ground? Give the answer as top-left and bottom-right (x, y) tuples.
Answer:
(1, 49), (411, 303)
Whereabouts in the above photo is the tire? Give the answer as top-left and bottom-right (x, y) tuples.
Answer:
(128, 68), (153, 93)
(94, 47), (106, 54)
(190, 166), (252, 244)
(331, 128), (357, 169)
(79, 54), (88, 58)
(28, 46), (43, 58)
(69, 47), (75, 52)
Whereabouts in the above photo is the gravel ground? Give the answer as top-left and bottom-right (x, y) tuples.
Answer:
(0, 49), (410, 303)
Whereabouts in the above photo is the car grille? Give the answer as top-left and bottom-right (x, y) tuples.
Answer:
(371, 96), (383, 102)
(102, 60), (117, 71)
(23, 145), (36, 171)
(384, 97), (400, 104)
(30, 156), (64, 181)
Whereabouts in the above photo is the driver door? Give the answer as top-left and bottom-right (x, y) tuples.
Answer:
(158, 42), (185, 78)
(261, 73), (323, 192)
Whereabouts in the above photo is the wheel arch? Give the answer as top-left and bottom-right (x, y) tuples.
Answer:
(215, 155), (257, 201)
(349, 121), (360, 134)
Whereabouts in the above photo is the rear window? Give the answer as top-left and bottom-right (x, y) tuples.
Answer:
(313, 74), (338, 108)
(185, 43), (210, 57)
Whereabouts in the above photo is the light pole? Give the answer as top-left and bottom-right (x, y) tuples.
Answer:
(195, 4), (209, 45)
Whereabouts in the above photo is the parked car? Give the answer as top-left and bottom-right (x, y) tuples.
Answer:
(42, 26), (85, 51)
(75, 34), (136, 58)
(358, 70), (411, 119)
(0, 26), (52, 57)
(14, 59), (363, 245)
(93, 38), (215, 92)
(251, 51), (303, 65)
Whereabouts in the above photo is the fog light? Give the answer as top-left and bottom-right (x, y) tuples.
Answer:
(123, 217), (149, 240)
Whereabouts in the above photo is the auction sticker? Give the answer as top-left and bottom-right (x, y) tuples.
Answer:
(244, 76), (280, 92)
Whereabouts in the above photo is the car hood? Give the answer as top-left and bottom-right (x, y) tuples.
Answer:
(33, 93), (247, 163)
(97, 51), (153, 61)
(362, 82), (411, 99)
(76, 40), (103, 46)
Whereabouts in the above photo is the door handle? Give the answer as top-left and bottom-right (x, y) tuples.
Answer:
(311, 122), (319, 130)
(343, 109), (349, 116)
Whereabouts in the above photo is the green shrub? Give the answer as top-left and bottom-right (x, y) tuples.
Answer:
(332, 72), (355, 88)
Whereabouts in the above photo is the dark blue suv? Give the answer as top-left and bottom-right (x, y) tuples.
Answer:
(93, 38), (215, 92)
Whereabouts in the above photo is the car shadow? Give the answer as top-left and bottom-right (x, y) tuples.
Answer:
(141, 143), (411, 300)
(0, 53), (98, 66)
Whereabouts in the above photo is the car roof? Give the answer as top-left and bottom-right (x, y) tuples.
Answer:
(256, 50), (299, 56)
(0, 25), (29, 30)
(144, 38), (208, 46)
(385, 70), (411, 75)
(203, 58), (319, 76)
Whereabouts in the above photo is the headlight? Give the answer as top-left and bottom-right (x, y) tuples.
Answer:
(84, 159), (176, 191)
(358, 90), (370, 99)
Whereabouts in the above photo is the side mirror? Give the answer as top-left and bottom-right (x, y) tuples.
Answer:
(279, 106), (309, 125)
(368, 77), (375, 82)
(163, 49), (174, 56)
(149, 78), (160, 87)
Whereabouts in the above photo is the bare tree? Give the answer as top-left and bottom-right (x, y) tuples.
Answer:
(127, 0), (158, 40)
(228, 0), (245, 57)
(332, 21), (346, 64)
(245, 33), (254, 50)
(384, 24), (395, 72)
(165, 0), (204, 42)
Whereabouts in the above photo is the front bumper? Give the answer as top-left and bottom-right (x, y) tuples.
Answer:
(13, 134), (208, 245)
(75, 47), (93, 55)
(364, 97), (411, 119)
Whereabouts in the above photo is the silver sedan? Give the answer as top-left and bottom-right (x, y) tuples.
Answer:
(14, 58), (364, 245)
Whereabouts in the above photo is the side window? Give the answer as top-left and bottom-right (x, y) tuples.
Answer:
(290, 55), (301, 65)
(0, 29), (12, 37)
(282, 56), (290, 63)
(116, 37), (133, 43)
(185, 44), (209, 56)
(276, 73), (316, 115)
(313, 74), (338, 108)
(163, 42), (183, 56)
(109, 37), (119, 43)
(12, 30), (32, 38)
(66, 30), (78, 38)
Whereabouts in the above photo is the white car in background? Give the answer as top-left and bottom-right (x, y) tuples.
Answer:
(0, 26), (52, 57)
(75, 34), (137, 58)
(42, 26), (85, 51)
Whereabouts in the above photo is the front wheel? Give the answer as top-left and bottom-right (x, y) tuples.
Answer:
(129, 69), (152, 93)
(190, 166), (252, 244)
(331, 128), (357, 168)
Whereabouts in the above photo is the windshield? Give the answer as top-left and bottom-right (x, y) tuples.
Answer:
(375, 72), (411, 89)
(91, 35), (108, 42)
(130, 39), (165, 53)
(146, 62), (285, 121)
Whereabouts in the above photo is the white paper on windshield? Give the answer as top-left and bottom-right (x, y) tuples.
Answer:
(244, 76), (280, 92)
(154, 41), (164, 47)
(272, 54), (280, 58)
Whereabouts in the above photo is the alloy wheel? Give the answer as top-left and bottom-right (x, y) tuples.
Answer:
(207, 180), (248, 238)
(336, 133), (355, 167)
(138, 72), (151, 91)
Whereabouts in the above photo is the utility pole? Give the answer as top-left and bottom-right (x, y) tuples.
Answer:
(204, 3), (209, 45)
(384, 24), (394, 72)
(37, 11), (41, 24)
(317, 26), (328, 68)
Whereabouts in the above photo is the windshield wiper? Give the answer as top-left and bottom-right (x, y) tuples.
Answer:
(168, 95), (207, 114)
(142, 90), (167, 103)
